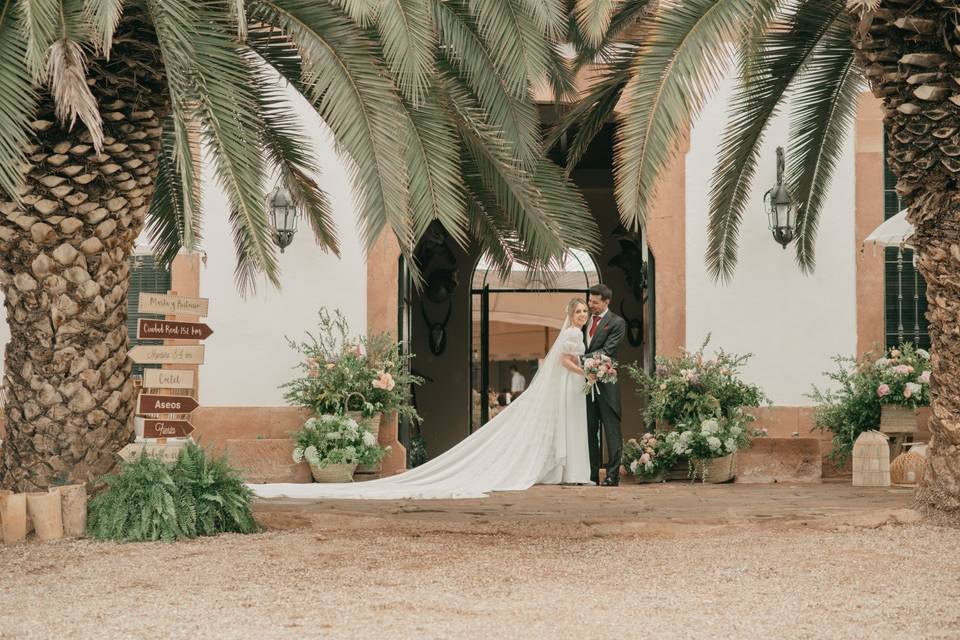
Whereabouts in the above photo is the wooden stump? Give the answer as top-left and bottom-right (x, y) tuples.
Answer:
(51, 485), (87, 538)
(0, 492), (28, 544)
(26, 492), (64, 541)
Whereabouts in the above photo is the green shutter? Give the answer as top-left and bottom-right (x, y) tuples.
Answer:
(127, 255), (172, 377)
(883, 134), (930, 350)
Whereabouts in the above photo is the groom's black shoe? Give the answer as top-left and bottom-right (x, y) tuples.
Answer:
(601, 476), (619, 487)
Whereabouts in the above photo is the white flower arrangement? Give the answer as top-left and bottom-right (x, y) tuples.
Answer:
(291, 414), (388, 469)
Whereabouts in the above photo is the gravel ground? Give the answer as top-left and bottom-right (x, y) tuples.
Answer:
(2, 519), (959, 639)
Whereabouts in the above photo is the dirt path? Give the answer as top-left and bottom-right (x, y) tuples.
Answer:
(2, 484), (957, 639)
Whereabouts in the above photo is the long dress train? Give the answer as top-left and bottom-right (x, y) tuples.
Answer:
(250, 326), (591, 500)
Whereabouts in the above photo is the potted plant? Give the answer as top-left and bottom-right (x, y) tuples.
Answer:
(663, 414), (764, 483)
(623, 432), (677, 483)
(282, 309), (422, 440)
(627, 337), (768, 480)
(872, 344), (931, 433)
(292, 415), (388, 483)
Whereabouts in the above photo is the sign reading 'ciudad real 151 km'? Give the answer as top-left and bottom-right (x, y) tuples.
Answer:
(137, 319), (214, 341)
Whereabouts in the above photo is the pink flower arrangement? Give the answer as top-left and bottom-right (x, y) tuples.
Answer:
(582, 354), (619, 395)
(877, 383), (891, 398)
(372, 371), (396, 391)
(893, 364), (914, 375)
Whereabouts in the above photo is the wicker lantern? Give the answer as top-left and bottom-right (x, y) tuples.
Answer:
(890, 451), (925, 485)
(852, 430), (890, 487)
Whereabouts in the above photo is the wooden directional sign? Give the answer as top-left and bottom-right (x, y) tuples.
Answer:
(143, 368), (195, 390)
(117, 442), (184, 463)
(142, 420), (195, 438)
(138, 319), (214, 341)
(138, 394), (199, 414)
(138, 292), (209, 317)
(129, 345), (205, 365)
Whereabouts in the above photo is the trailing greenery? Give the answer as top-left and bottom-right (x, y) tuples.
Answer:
(87, 444), (258, 542)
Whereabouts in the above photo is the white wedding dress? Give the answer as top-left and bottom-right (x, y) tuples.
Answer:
(251, 324), (591, 500)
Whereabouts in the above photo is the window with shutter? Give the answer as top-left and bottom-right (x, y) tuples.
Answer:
(127, 255), (172, 378)
(883, 134), (930, 349)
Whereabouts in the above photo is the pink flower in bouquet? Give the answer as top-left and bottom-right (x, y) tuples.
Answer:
(890, 349), (901, 358)
(877, 383), (891, 398)
(372, 372), (396, 391)
(894, 364), (913, 375)
(920, 370), (931, 384)
(903, 385), (913, 399)
(639, 453), (651, 464)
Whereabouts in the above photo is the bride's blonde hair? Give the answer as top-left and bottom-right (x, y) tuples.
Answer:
(566, 297), (587, 321)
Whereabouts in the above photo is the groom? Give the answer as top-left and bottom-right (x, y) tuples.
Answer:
(584, 284), (627, 486)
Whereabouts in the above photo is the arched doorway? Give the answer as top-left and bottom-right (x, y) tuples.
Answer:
(470, 250), (601, 431)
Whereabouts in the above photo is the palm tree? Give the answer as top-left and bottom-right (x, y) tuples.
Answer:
(559, 0), (960, 518)
(0, 0), (598, 491)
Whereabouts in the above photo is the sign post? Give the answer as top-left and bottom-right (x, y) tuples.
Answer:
(126, 289), (211, 461)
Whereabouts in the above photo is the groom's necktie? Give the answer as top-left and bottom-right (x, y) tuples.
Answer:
(589, 315), (601, 338)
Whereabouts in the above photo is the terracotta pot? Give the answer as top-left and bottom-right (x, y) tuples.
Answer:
(310, 463), (357, 483)
(1, 491), (30, 545)
(691, 453), (737, 483)
(50, 485), (87, 538)
(26, 492), (64, 541)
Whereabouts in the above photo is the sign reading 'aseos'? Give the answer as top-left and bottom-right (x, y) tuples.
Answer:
(137, 394), (199, 414)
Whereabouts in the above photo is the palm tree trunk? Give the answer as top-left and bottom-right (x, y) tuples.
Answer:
(0, 19), (168, 490)
(852, 1), (960, 519)
(910, 191), (960, 517)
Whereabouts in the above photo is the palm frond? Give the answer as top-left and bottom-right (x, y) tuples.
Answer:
(575, 0), (616, 48)
(16, 0), (60, 80)
(514, 0), (566, 39)
(84, 0), (124, 56)
(787, 12), (862, 271)
(375, 0), (435, 106)
(402, 90), (468, 245)
(46, 37), (103, 151)
(0, 1), (36, 201)
(433, 0), (539, 166)
(251, 0), (413, 258)
(466, 0), (553, 93)
(707, 0), (844, 281)
(146, 122), (191, 268)
(571, 0), (653, 69)
(546, 42), (637, 171)
(251, 62), (340, 255)
(614, 0), (777, 232)
(189, 3), (276, 292)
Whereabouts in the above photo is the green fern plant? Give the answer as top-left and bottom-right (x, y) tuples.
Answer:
(87, 444), (258, 542)
(87, 453), (195, 542)
(174, 443), (259, 536)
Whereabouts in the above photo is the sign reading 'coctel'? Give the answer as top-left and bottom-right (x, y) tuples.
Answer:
(142, 368), (195, 390)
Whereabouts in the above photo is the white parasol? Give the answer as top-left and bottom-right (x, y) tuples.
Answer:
(864, 208), (914, 248)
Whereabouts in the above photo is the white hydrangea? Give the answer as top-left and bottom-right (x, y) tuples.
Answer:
(916, 349), (930, 360)
(680, 430), (692, 441)
(325, 431), (342, 440)
(292, 447), (305, 463)
(673, 442), (688, 456)
(362, 430), (377, 447)
(906, 382), (922, 396)
(875, 357), (889, 367)
(730, 426), (742, 436)
(303, 445), (320, 465)
(701, 419), (719, 434)
(707, 436), (722, 450)
(304, 418), (318, 430)
(724, 438), (736, 453)
(346, 418), (359, 431)
(629, 460), (639, 473)
(320, 414), (337, 424)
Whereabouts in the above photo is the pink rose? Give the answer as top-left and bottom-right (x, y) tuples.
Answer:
(639, 453), (651, 464)
(894, 364), (912, 375)
(372, 372), (395, 391)
(920, 371), (931, 384)
(877, 383), (891, 398)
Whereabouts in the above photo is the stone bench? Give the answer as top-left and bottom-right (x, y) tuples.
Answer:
(735, 438), (822, 483)
(222, 438), (311, 484)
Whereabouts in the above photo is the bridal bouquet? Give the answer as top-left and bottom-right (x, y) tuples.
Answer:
(582, 354), (619, 396)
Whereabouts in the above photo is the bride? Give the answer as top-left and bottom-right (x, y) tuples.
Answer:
(251, 298), (593, 500)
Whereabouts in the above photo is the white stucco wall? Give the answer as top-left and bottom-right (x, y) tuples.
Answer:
(685, 76), (858, 406)
(198, 83), (367, 407)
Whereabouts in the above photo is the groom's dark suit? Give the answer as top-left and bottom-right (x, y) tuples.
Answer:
(583, 310), (627, 484)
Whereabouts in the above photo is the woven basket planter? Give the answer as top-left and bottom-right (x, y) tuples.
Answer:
(890, 451), (925, 485)
(691, 453), (736, 484)
(310, 463), (357, 483)
(879, 404), (917, 434)
(346, 411), (382, 438)
(852, 430), (890, 487)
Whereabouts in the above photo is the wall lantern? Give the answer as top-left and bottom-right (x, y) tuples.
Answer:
(266, 184), (299, 252)
(764, 146), (797, 249)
